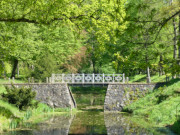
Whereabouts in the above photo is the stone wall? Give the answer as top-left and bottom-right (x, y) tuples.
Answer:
(6, 83), (76, 108)
(104, 83), (164, 111)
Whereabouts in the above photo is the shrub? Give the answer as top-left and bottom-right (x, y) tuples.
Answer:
(1, 85), (38, 110)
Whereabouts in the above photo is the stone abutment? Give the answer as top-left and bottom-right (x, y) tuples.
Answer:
(104, 83), (164, 111)
(5, 83), (76, 109)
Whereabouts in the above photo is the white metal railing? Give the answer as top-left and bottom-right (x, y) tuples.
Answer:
(51, 73), (125, 84)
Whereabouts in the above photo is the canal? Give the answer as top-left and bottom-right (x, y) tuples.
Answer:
(4, 87), (176, 135)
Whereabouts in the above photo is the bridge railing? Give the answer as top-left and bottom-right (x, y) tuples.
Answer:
(51, 73), (125, 84)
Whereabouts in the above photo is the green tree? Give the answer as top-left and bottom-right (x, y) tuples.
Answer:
(0, 22), (42, 78)
(0, 0), (127, 44)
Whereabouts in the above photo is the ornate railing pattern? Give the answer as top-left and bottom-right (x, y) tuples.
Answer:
(51, 73), (125, 83)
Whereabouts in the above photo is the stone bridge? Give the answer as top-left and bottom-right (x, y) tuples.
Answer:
(5, 82), (164, 111)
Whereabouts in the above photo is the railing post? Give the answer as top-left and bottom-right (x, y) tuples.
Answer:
(113, 73), (114, 83)
(62, 74), (64, 83)
(72, 73), (74, 83)
(49, 77), (52, 83)
(12, 77), (15, 83)
(123, 73), (125, 83)
(126, 77), (129, 83)
(28, 78), (30, 83)
(103, 73), (104, 83)
(92, 73), (94, 83)
(46, 77), (49, 83)
(31, 77), (34, 83)
(51, 74), (55, 83)
(82, 73), (85, 84)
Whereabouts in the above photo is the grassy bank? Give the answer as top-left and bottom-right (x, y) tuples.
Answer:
(0, 100), (76, 133)
(123, 78), (180, 134)
(0, 100), (53, 132)
(0, 82), (75, 133)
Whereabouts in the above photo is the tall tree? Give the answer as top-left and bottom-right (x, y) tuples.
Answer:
(0, 22), (42, 78)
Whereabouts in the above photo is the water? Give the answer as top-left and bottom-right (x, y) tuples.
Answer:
(3, 87), (177, 135)
(5, 112), (175, 135)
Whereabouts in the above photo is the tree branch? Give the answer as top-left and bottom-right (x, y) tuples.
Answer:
(0, 18), (40, 24)
(126, 10), (180, 45)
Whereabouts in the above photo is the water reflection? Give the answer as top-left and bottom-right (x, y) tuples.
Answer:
(104, 113), (175, 135)
(5, 114), (74, 135)
(104, 113), (152, 135)
(4, 112), (176, 135)
(69, 112), (107, 134)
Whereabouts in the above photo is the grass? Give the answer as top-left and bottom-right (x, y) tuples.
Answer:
(0, 78), (26, 84)
(0, 99), (74, 133)
(123, 78), (180, 133)
(0, 101), (22, 132)
(129, 74), (168, 83)
(0, 100), (53, 132)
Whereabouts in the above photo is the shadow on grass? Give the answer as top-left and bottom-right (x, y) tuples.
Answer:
(165, 78), (180, 87)
(132, 76), (147, 82)
(153, 78), (180, 90)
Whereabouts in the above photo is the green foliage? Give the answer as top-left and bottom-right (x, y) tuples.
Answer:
(1, 85), (38, 110)
(9, 118), (21, 129)
(55, 108), (71, 112)
(0, 0), (179, 78)
(0, 0), (127, 43)
(34, 103), (52, 114)
(23, 110), (32, 121)
(171, 118), (180, 134)
(31, 53), (57, 82)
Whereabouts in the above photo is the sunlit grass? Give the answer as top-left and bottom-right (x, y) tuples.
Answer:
(124, 79), (180, 128)
(129, 74), (169, 83)
(0, 78), (26, 84)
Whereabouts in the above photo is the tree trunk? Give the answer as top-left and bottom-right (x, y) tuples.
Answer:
(159, 54), (163, 76)
(147, 66), (151, 83)
(145, 42), (151, 83)
(17, 63), (19, 77)
(2, 61), (6, 77)
(11, 59), (18, 78)
(92, 59), (96, 73)
(173, 18), (177, 59)
(91, 44), (96, 73)
(178, 14), (180, 65)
